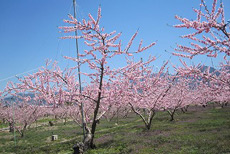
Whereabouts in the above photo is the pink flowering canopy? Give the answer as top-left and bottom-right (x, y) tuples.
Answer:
(173, 0), (229, 58)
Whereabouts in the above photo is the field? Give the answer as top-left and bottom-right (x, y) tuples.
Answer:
(0, 106), (230, 154)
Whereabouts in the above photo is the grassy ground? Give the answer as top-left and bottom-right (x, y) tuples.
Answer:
(0, 106), (229, 154)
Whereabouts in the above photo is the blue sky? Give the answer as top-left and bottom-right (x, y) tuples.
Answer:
(0, 0), (229, 90)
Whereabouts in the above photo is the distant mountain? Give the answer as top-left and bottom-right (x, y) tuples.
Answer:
(2, 93), (46, 106)
(4, 93), (35, 101)
(198, 65), (220, 76)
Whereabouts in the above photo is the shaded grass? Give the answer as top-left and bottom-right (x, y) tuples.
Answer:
(0, 106), (229, 154)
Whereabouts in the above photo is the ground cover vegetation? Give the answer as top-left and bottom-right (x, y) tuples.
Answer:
(0, 105), (229, 154)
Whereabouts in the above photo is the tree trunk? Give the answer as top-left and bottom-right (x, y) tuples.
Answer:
(83, 126), (93, 150)
(73, 126), (93, 153)
(170, 114), (174, 121)
(145, 110), (155, 130)
(3, 118), (6, 124)
(167, 109), (176, 121)
(20, 123), (27, 138)
(181, 108), (185, 113)
(20, 131), (24, 138)
(145, 123), (151, 130)
(73, 142), (84, 154)
(89, 121), (97, 149)
(9, 122), (14, 133)
(89, 64), (104, 149)
(116, 108), (119, 124)
(64, 118), (67, 125)
(49, 121), (54, 126)
(185, 105), (189, 112)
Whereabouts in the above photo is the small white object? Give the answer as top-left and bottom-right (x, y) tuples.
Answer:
(51, 135), (58, 141)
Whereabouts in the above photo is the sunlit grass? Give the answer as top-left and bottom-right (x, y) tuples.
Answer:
(0, 106), (229, 154)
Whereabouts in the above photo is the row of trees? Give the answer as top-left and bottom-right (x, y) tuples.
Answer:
(0, 69), (228, 134)
(0, 59), (229, 140)
(0, 0), (229, 152)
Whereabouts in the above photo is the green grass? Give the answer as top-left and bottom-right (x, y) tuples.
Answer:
(0, 106), (229, 154)
(0, 123), (8, 129)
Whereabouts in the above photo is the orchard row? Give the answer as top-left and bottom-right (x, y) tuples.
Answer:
(0, 0), (229, 151)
